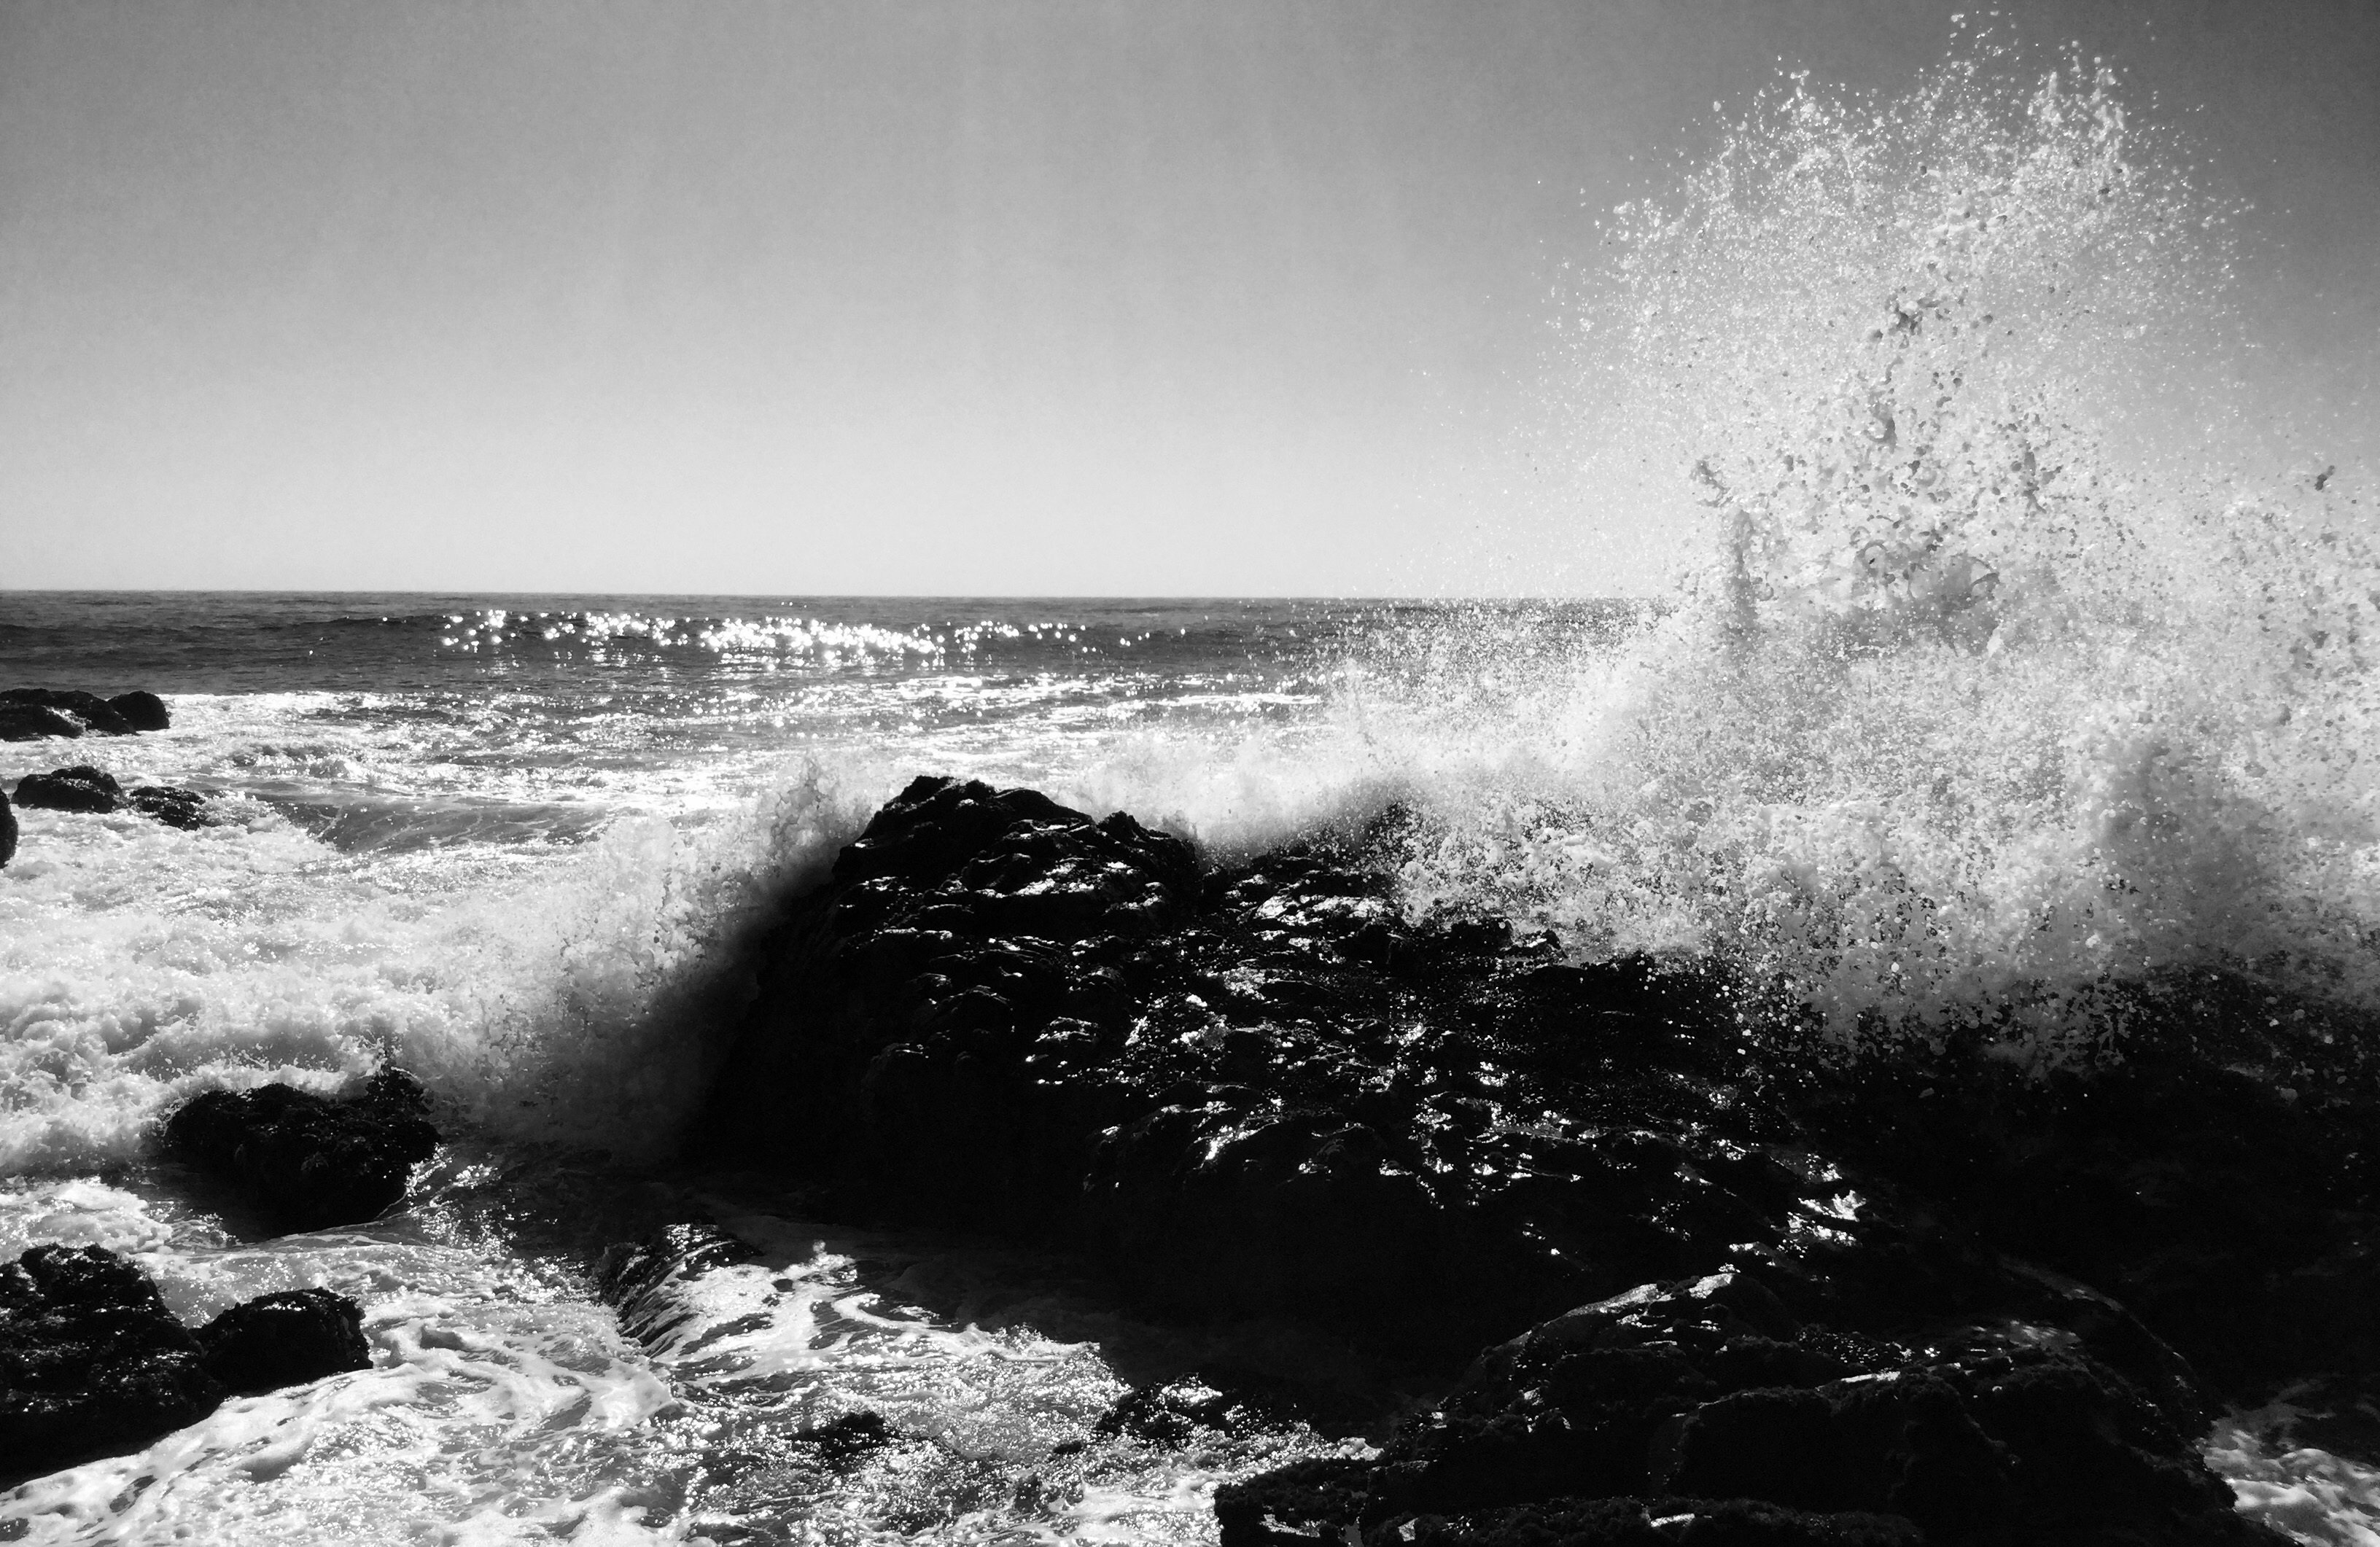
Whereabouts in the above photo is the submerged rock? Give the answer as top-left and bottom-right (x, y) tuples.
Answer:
(162, 1070), (440, 1233)
(792, 1409), (904, 1468)
(0, 785), (14, 868)
(126, 783), (214, 830)
(0, 1244), (369, 1486)
(14, 765), (125, 814)
(595, 1222), (760, 1347)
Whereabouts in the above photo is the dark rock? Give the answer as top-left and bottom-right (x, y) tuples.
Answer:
(700, 778), (2363, 1544)
(1219, 1471), (1928, 1547)
(1094, 1376), (1297, 1446)
(195, 1288), (371, 1392)
(127, 784), (214, 830)
(699, 776), (1754, 1355)
(161, 1069), (440, 1233)
(14, 765), (123, 814)
(0, 1244), (218, 1486)
(1233, 1271), (2271, 1546)
(1214, 1455), (1374, 1544)
(0, 786), (13, 867)
(0, 703), (85, 742)
(1770, 977), (2380, 1422)
(9, 767), (211, 828)
(0, 1244), (370, 1486)
(795, 1409), (903, 1467)
(0, 688), (133, 736)
(1388, 1497), (1924, 1546)
(107, 690), (172, 731)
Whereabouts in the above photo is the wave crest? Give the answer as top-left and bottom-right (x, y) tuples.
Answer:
(1377, 36), (2379, 1055)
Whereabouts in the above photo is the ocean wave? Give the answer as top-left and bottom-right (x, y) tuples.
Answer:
(1330, 36), (2380, 1057)
(0, 760), (887, 1176)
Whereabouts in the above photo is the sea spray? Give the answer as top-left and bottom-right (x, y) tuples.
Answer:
(0, 758), (882, 1174)
(1361, 36), (2380, 1055)
(397, 757), (879, 1156)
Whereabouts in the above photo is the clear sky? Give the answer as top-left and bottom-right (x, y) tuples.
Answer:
(3, 0), (2373, 596)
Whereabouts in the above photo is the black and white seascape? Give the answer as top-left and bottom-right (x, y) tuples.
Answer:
(4, 8), (2379, 1546)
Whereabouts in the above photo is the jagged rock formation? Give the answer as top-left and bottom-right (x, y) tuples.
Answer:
(697, 775), (2374, 1543)
(161, 1070), (440, 1233)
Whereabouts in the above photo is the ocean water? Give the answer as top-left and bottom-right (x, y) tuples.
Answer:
(0, 592), (1467, 1543)
(7, 33), (2380, 1546)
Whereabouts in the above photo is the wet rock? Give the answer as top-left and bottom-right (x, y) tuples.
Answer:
(1778, 981), (2380, 1426)
(1094, 1376), (1296, 1447)
(10, 766), (213, 828)
(161, 1069), (440, 1233)
(0, 702), (85, 741)
(700, 777), (1755, 1355)
(0, 687), (133, 736)
(595, 1222), (760, 1347)
(702, 777), (2369, 1541)
(1380, 1498), (1924, 1546)
(0, 786), (14, 868)
(795, 1409), (902, 1467)
(0, 1244), (369, 1487)
(14, 764), (123, 814)
(107, 690), (172, 732)
(127, 784), (214, 830)
(1231, 1270), (2272, 1546)
(1213, 1455), (1373, 1545)
(195, 1288), (372, 1392)
(0, 1244), (219, 1486)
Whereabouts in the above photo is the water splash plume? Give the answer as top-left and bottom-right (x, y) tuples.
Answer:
(1382, 34), (2380, 1057)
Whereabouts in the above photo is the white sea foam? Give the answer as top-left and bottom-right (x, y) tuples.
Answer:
(0, 744), (884, 1173)
(2206, 1406), (2380, 1546)
(0, 1168), (688, 1546)
(1318, 37), (2380, 1055)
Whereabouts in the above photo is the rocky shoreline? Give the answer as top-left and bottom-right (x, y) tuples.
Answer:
(0, 1250), (372, 1489)
(6, 770), (2373, 1541)
(0, 1075), (436, 1488)
(0, 687), (171, 742)
(691, 775), (2380, 1544)
(0, 686), (210, 868)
